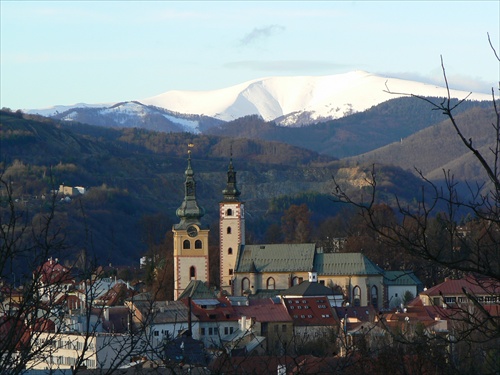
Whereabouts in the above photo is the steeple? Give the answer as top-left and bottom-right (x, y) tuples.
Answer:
(222, 148), (241, 202)
(174, 149), (205, 230)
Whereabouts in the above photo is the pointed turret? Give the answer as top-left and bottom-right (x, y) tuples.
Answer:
(222, 153), (241, 202)
(174, 151), (205, 230)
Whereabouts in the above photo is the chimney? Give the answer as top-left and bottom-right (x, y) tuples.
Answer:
(308, 269), (318, 283)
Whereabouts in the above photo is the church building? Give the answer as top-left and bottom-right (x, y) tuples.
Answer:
(173, 152), (387, 308)
(172, 151), (209, 301)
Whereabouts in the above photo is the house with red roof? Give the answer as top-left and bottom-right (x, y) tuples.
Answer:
(419, 275), (499, 308)
(34, 257), (75, 303)
(280, 273), (342, 348)
(229, 297), (293, 355)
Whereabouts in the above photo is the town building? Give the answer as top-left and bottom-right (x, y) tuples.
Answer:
(174, 154), (391, 308)
(172, 152), (209, 300)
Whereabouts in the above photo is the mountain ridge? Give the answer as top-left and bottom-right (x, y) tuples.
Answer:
(27, 71), (492, 128)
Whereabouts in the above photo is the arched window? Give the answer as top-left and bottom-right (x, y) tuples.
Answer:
(190, 266), (196, 279)
(227, 226), (232, 234)
(195, 240), (202, 249)
(183, 240), (190, 249)
(226, 208), (233, 216)
(267, 277), (275, 290)
(241, 278), (250, 292)
(353, 286), (361, 307)
(371, 285), (378, 308)
(228, 247), (233, 255)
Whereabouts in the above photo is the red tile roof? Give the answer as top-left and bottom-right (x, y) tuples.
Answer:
(232, 298), (292, 322)
(422, 275), (499, 297)
(284, 296), (338, 326)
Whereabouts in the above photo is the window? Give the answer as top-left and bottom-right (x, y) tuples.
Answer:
(224, 327), (229, 335)
(444, 297), (457, 304)
(353, 286), (361, 307)
(227, 227), (232, 234)
(267, 277), (275, 290)
(228, 247), (233, 255)
(282, 324), (287, 333)
(229, 269), (234, 275)
(242, 278), (250, 292)
(227, 208), (233, 216)
(201, 328), (205, 335)
(292, 277), (303, 286)
(230, 327), (234, 334)
(154, 330), (159, 337)
(209, 328), (213, 335)
(190, 266), (196, 279)
(195, 240), (202, 249)
(183, 240), (190, 249)
(371, 285), (378, 308)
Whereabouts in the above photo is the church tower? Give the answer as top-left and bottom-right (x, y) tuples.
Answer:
(172, 150), (209, 300)
(219, 155), (245, 295)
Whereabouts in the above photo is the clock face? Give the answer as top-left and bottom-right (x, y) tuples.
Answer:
(187, 225), (198, 237)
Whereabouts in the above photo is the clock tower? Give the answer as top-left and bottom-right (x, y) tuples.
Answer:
(219, 155), (245, 295)
(172, 150), (209, 300)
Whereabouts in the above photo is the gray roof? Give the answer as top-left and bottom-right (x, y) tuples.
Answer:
(133, 300), (198, 325)
(384, 270), (423, 286)
(314, 253), (384, 276)
(178, 280), (216, 300)
(235, 243), (316, 273)
(281, 281), (341, 297)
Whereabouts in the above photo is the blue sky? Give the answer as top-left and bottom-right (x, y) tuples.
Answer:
(1, 1), (499, 110)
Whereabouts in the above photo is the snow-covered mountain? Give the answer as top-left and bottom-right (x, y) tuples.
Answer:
(46, 101), (224, 134)
(141, 71), (492, 126)
(28, 71), (492, 129)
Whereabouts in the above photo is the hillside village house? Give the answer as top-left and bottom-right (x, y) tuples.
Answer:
(419, 275), (499, 307)
(384, 270), (424, 308)
(29, 331), (132, 370)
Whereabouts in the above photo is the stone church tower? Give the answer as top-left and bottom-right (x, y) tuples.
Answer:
(172, 151), (209, 300)
(219, 156), (245, 295)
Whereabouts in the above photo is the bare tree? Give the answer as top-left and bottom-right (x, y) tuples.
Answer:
(0, 171), (154, 374)
(332, 36), (500, 373)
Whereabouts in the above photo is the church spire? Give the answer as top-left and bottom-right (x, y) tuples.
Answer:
(174, 147), (205, 229)
(222, 146), (241, 202)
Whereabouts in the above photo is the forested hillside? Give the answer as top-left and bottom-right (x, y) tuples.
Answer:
(206, 97), (493, 159)
(4, 110), (423, 268)
(347, 106), (498, 188)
